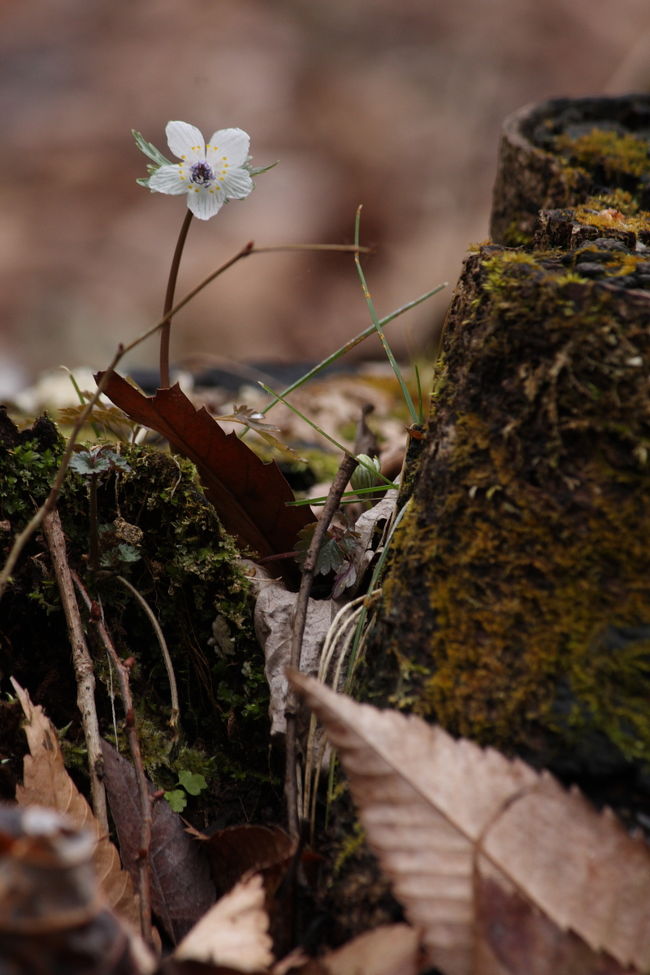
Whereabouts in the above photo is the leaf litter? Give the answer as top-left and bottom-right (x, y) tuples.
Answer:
(290, 671), (650, 975)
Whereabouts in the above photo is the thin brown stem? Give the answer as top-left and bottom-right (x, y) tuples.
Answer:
(72, 572), (153, 945)
(160, 209), (193, 388)
(115, 574), (179, 739)
(284, 406), (377, 836)
(41, 509), (108, 832)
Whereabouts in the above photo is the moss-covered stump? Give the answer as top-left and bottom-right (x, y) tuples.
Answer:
(317, 95), (650, 946)
(0, 419), (277, 823)
(491, 94), (650, 246)
(363, 226), (650, 785)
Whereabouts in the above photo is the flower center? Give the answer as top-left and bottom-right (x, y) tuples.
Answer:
(189, 161), (215, 186)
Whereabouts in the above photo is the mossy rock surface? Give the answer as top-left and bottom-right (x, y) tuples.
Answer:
(0, 424), (277, 822)
(364, 238), (650, 780)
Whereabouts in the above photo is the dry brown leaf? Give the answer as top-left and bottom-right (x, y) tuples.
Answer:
(304, 924), (422, 975)
(96, 372), (313, 584)
(11, 678), (141, 931)
(101, 740), (216, 944)
(173, 873), (274, 971)
(201, 823), (297, 899)
(473, 870), (635, 975)
(253, 580), (336, 735)
(290, 672), (650, 975)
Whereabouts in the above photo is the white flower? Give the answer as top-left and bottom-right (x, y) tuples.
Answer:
(147, 121), (254, 220)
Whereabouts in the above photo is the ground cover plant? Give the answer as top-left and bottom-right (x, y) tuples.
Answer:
(0, 113), (649, 975)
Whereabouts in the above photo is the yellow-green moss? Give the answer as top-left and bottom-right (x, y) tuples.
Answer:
(369, 245), (650, 775)
(555, 128), (650, 182)
(574, 200), (650, 237)
(0, 434), (276, 817)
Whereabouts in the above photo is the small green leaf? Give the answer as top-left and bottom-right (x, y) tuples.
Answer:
(132, 130), (173, 169)
(248, 161), (278, 177)
(177, 770), (207, 796)
(164, 789), (187, 812)
(69, 452), (111, 476)
(350, 454), (382, 492)
(101, 449), (132, 472)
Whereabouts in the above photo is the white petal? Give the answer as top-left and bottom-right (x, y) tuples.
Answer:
(223, 168), (253, 200)
(148, 164), (189, 195)
(187, 186), (225, 220)
(206, 128), (250, 167)
(166, 121), (205, 161)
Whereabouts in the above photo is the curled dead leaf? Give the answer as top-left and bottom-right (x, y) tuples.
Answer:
(253, 581), (336, 735)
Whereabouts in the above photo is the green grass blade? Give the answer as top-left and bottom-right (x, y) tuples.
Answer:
(354, 206), (419, 423)
(258, 382), (395, 487)
(257, 284), (446, 419)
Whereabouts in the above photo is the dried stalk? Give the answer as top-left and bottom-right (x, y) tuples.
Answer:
(115, 574), (179, 739)
(284, 405), (377, 836)
(72, 571), (153, 945)
(41, 509), (108, 832)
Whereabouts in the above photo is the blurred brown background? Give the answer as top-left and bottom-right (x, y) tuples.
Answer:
(1, 0), (649, 396)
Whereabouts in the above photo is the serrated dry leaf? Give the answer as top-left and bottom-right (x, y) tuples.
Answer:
(473, 871), (634, 975)
(290, 672), (650, 975)
(11, 678), (141, 931)
(173, 873), (273, 971)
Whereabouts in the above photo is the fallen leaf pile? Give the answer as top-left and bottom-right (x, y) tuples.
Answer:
(291, 672), (650, 975)
(5, 671), (650, 973)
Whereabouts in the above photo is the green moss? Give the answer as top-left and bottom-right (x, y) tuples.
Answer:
(555, 128), (650, 182)
(583, 188), (639, 214)
(501, 221), (534, 248)
(371, 245), (650, 776)
(0, 434), (277, 818)
(332, 820), (367, 876)
(574, 199), (650, 237)
(0, 436), (63, 524)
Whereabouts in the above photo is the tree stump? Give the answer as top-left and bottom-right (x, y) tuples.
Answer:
(364, 95), (650, 784)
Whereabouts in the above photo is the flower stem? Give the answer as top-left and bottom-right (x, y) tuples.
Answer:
(160, 209), (193, 387)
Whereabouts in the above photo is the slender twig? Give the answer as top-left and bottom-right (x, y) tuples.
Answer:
(284, 406), (377, 836)
(72, 572), (153, 945)
(41, 509), (108, 832)
(114, 574), (179, 739)
(88, 474), (100, 575)
(119, 241), (369, 361)
(160, 210), (193, 388)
